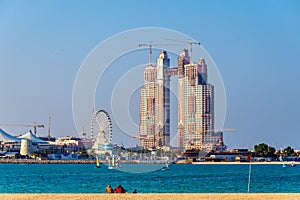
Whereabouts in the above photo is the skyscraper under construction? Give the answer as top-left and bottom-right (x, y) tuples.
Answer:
(140, 49), (225, 151)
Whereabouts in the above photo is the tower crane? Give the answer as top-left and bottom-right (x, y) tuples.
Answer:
(161, 38), (200, 64)
(0, 122), (45, 135)
(138, 42), (182, 65)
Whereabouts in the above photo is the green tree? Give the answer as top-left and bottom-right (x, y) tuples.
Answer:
(282, 146), (295, 156)
(253, 143), (276, 157)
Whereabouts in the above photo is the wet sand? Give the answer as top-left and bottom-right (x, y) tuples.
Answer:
(0, 193), (299, 200)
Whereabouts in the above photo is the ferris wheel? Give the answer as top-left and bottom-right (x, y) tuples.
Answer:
(90, 109), (113, 144)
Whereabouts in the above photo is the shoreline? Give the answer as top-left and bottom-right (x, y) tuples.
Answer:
(0, 159), (298, 165)
(0, 159), (95, 164)
(0, 193), (299, 200)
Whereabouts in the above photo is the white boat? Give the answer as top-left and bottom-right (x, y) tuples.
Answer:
(280, 151), (296, 167)
(108, 156), (122, 169)
(161, 163), (170, 170)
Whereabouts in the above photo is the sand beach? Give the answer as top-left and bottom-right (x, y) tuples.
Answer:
(0, 193), (299, 200)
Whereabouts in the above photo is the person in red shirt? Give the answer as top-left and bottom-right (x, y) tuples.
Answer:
(115, 185), (122, 193)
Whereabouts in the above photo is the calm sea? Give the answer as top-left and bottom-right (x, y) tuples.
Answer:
(0, 164), (299, 193)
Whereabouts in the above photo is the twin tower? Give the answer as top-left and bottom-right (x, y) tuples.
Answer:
(139, 49), (224, 151)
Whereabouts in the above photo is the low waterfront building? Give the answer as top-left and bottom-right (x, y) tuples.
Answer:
(205, 149), (251, 162)
(54, 136), (86, 153)
(1, 152), (19, 159)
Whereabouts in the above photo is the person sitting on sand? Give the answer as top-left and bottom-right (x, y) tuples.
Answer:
(133, 189), (137, 193)
(115, 185), (122, 193)
(105, 185), (114, 193)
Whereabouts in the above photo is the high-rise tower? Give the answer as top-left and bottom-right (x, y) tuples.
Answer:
(140, 64), (156, 147)
(178, 52), (218, 151)
(156, 50), (171, 147)
(140, 50), (170, 149)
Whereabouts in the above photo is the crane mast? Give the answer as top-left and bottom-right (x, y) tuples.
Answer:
(48, 117), (51, 141)
(138, 42), (182, 65)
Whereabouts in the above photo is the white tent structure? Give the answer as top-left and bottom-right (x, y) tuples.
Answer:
(0, 128), (21, 143)
(18, 130), (48, 143)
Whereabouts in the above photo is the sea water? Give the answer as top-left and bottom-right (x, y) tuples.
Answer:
(0, 164), (299, 193)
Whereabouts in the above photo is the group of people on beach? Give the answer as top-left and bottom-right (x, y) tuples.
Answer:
(105, 185), (137, 194)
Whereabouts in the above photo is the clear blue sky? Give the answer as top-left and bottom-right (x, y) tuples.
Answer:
(0, 0), (299, 149)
